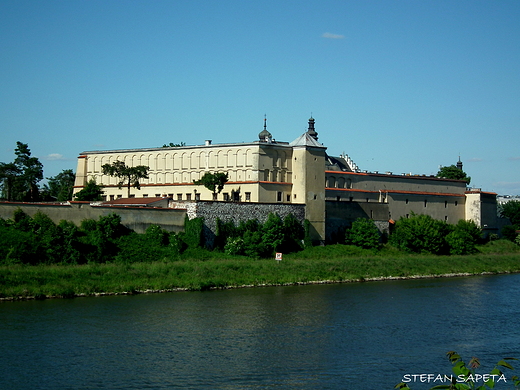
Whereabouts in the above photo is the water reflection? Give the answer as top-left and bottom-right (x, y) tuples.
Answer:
(2, 274), (520, 389)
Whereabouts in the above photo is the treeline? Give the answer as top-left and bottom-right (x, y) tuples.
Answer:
(1, 208), (517, 266)
(0, 209), (309, 265)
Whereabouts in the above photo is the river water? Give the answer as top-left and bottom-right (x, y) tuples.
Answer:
(2, 273), (520, 389)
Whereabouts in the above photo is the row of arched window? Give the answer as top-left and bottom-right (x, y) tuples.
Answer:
(326, 175), (353, 189)
(88, 149), (257, 173)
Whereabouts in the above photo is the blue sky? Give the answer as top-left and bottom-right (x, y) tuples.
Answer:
(1, 0), (519, 195)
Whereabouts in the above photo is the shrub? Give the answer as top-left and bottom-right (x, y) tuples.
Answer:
(502, 224), (518, 242)
(345, 218), (380, 249)
(224, 237), (245, 255)
(262, 213), (284, 254)
(390, 213), (450, 255)
(183, 216), (204, 248)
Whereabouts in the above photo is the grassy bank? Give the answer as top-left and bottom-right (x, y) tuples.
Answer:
(1, 241), (520, 300)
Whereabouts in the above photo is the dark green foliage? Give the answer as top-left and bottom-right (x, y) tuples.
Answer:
(261, 213), (285, 254)
(183, 216), (204, 248)
(215, 218), (239, 250)
(501, 200), (520, 227)
(41, 169), (76, 201)
(446, 219), (482, 255)
(303, 219), (313, 248)
(436, 164), (471, 184)
(162, 142), (186, 148)
(280, 214), (304, 253)
(501, 224), (519, 242)
(74, 179), (104, 201)
(390, 213), (451, 255)
(193, 172), (228, 194)
(345, 218), (381, 249)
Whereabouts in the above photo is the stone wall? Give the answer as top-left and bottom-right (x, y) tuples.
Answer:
(172, 200), (306, 248)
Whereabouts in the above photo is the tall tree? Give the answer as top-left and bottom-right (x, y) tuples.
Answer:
(41, 169), (76, 201)
(436, 165), (471, 184)
(101, 160), (149, 198)
(193, 172), (228, 198)
(0, 142), (43, 201)
(0, 162), (21, 201)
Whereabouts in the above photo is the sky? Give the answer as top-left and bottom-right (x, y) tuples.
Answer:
(1, 0), (519, 195)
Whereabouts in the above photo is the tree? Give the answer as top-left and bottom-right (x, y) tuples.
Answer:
(500, 200), (520, 227)
(345, 218), (381, 249)
(436, 165), (471, 184)
(101, 160), (149, 198)
(13, 142), (44, 201)
(193, 172), (228, 197)
(0, 142), (43, 201)
(41, 169), (76, 201)
(74, 179), (104, 201)
(0, 162), (21, 201)
(162, 142), (186, 147)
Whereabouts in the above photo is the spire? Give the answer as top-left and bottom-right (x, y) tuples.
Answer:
(456, 155), (463, 170)
(306, 115), (318, 141)
(258, 114), (272, 142)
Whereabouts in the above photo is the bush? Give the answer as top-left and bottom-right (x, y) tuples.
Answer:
(390, 213), (450, 255)
(502, 225), (518, 242)
(183, 216), (204, 248)
(262, 213), (284, 254)
(345, 218), (380, 249)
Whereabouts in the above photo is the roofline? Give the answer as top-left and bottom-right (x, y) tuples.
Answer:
(325, 170), (467, 183)
(326, 187), (466, 197)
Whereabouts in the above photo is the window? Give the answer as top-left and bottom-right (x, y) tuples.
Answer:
(168, 194), (173, 198)
(336, 196), (341, 202)
(195, 193), (200, 201)
(233, 192), (240, 201)
(177, 194), (182, 201)
(245, 192), (251, 201)
(277, 192), (282, 202)
(143, 194), (148, 198)
(110, 195), (115, 201)
(424, 199), (427, 207)
(186, 193), (191, 201)
(213, 193), (217, 201)
(129, 194), (135, 198)
(349, 197), (353, 202)
(223, 193), (229, 201)
(455, 201), (458, 206)
(286, 194), (291, 202)
(405, 199), (409, 204)
(155, 194), (161, 197)
(445, 216), (448, 221)
(117, 194), (122, 199)
(445, 201), (448, 208)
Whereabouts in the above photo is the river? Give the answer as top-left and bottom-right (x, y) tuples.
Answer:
(2, 273), (520, 389)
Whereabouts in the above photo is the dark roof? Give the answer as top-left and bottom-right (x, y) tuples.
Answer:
(102, 197), (168, 207)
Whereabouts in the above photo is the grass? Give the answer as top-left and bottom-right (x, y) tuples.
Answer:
(1, 240), (520, 300)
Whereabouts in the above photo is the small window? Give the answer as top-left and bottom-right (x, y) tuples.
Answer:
(349, 197), (353, 202)
(455, 201), (458, 206)
(286, 194), (291, 202)
(223, 193), (229, 201)
(314, 195), (317, 200)
(406, 214), (409, 218)
(294, 194), (297, 199)
(129, 194), (135, 198)
(168, 194), (173, 198)
(277, 192), (282, 202)
(405, 199), (409, 204)
(155, 194), (161, 197)
(336, 196), (341, 202)
(424, 199), (427, 207)
(186, 194), (191, 201)
(213, 193), (218, 201)
(177, 194), (182, 201)
(445, 216), (448, 221)
(117, 194), (122, 199)
(143, 194), (148, 198)
(245, 192), (251, 201)
(110, 195), (115, 201)
(195, 193), (200, 201)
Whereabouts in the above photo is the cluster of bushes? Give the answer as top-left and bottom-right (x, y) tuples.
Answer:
(0, 209), (190, 265)
(343, 213), (483, 255)
(215, 213), (306, 258)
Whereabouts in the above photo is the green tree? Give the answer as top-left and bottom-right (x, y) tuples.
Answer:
(0, 162), (21, 201)
(74, 179), (104, 201)
(390, 213), (451, 255)
(345, 218), (381, 249)
(0, 142), (43, 201)
(436, 164), (471, 184)
(162, 142), (186, 147)
(41, 169), (76, 201)
(193, 172), (229, 198)
(102, 160), (149, 198)
(500, 200), (520, 227)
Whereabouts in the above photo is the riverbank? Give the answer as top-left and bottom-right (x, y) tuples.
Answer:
(2, 241), (520, 301)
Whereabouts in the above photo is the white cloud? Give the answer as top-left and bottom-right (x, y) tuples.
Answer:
(322, 32), (345, 39)
(507, 156), (520, 161)
(44, 153), (65, 161)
